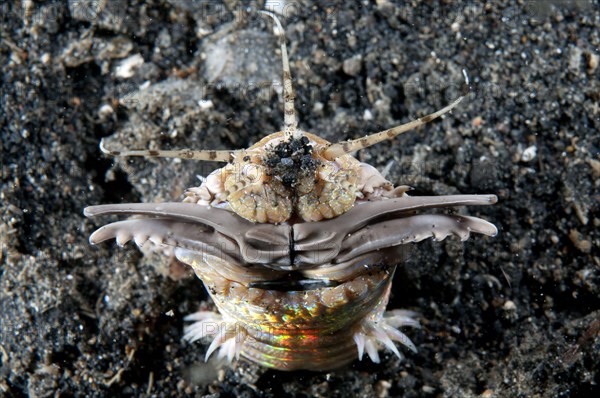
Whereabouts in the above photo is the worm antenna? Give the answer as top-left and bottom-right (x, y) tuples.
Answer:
(99, 139), (243, 162)
(259, 10), (298, 140)
(322, 72), (470, 160)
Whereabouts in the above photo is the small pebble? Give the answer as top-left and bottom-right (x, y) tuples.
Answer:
(587, 51), (599, 73)
(115, 54), (144, 78)
(521, 145), (537, 162)
(375, 380), (391, 398)
(569, 229), (592, 253)
(98, 104), (114, 119)
(343, 55), (362, 76)
(503, 300), (517, 311)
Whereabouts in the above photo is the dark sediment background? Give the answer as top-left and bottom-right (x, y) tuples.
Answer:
(1, 1), (599, 397)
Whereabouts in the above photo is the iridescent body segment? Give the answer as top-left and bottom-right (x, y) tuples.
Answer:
(194, 265), (394, 370)
(85, 11), (497, 371)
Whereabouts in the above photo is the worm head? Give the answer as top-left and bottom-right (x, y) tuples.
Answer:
(98, 11), (468, 224)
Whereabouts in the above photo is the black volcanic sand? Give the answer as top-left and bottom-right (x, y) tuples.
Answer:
(1, 1), (599, 397)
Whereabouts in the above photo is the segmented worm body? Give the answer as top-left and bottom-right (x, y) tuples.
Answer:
(85, 12), (497, 371)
